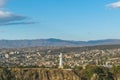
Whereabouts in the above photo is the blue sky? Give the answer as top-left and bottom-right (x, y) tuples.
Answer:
(0, 0), (120, 41)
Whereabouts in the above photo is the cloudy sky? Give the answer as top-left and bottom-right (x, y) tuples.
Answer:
(0, 0), (120, 40)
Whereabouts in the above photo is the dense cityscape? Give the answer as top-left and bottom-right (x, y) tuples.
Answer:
(0, 45), (120, 68)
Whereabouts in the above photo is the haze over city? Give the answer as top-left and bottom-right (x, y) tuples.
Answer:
(0, 0), (120, 41)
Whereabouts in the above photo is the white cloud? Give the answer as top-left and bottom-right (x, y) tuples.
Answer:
(0, 10), (27, 23)
(0, 10), (36, 25)
(107, 1), (120, 8)
(0, 0), (36, 26)
(0, 0), (7, 7)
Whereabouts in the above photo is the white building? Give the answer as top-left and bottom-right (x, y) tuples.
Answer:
(5, 54), (9, 58)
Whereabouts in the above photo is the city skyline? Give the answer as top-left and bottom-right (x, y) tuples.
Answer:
(0, 0), (120, 40)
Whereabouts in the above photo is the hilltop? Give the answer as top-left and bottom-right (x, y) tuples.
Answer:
(0, 38), (120, 48)
(0, 65), (120, 80)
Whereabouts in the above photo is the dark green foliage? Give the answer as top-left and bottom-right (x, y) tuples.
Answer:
(111, 65), (120, 74)
(77, 65), (114, 80)
(0, 67), (14, 80)
(64, 65), (71, 69)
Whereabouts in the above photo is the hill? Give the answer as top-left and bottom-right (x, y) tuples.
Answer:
(0, 38), (120, 48)
(0, 66), (120, 80)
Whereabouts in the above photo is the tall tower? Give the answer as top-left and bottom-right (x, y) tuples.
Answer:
(59, 53), (63, 68)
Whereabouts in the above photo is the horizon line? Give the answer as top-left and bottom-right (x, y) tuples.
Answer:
(0, 38), (120, 41)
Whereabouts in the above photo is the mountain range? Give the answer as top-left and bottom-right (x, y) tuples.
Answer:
(0, 38), (120, 48)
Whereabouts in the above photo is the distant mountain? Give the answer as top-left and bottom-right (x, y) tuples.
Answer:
(0, 38), (120, 48)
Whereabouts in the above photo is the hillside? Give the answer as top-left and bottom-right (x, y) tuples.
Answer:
(0, 65), (120, 80)
(0, 38), (120, 48)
